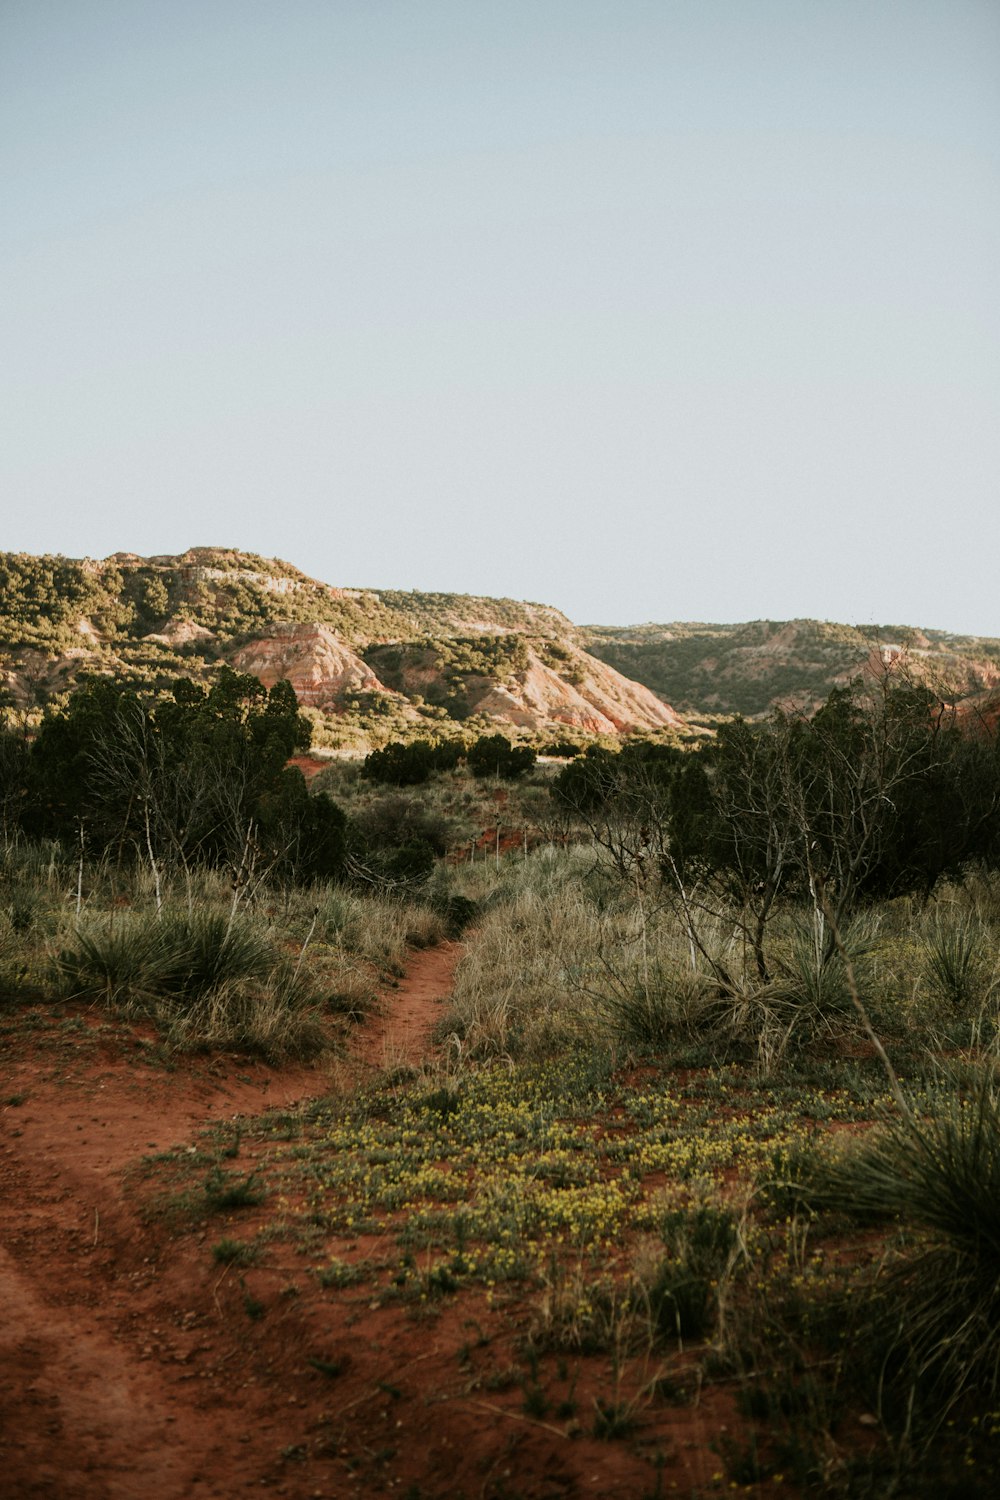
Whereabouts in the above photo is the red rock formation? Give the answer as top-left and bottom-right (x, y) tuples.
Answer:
(232, 623), (398, 709)
(469, 647), (686, 735)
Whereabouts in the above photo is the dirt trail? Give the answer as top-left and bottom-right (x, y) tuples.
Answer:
(349, 939), (462, 1073)
(0, 947), (459, 1500)
(0, 944), (735, 1500)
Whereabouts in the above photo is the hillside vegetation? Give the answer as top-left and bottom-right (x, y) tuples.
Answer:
(4, 549), (1000, 743)
(584, 617), (1000, 720)
(0, 549), (683, 744)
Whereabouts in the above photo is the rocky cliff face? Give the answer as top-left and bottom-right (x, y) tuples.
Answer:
(231, 623), (402, 710)
(226, 629), (684, 736)
(469, 648), (685, 735)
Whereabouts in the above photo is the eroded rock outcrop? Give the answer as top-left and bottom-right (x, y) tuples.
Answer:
(470, 648), (686, 735)
(231, 623), (399, 710)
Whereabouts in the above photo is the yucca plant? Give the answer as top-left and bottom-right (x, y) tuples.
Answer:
(807, 1065), (1000, 1434)
(923, 910), (988, 1011)
(594, 959), (709, 1052)
(55, 913), (168, 1004)
(155, 910), (274, 1000)
(775, 910), (880, 1019)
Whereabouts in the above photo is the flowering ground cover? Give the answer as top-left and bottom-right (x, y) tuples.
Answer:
(129, 1045), (986, 1497)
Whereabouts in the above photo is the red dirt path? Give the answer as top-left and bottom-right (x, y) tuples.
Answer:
(348, 940), (459, 1075)
(0, 948), (770, 1500)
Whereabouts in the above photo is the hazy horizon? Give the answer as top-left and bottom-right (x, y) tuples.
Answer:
(3, 2), (998, 635)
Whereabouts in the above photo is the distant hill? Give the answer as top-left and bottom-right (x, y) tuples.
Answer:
(0, 549), (685, 745)
(582, 618), (1000, 721)
(5, 550), (998, 741)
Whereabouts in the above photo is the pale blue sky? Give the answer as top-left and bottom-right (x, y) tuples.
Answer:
(2, 1), (998, 632)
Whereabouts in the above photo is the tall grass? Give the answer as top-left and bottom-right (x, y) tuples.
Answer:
(446, 849), (706, 1059)
(448, 880), (604, 1058)
(315, 887), (446, 974)
(160, 966), (327, 1058)
(43, 858), (452, 1057)
(444, 849), (906, 1067)
(54, 907), (325, 1058)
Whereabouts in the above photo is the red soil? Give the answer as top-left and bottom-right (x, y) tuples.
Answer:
(348, 941), (460, 1075)
(287, 755), (330, 783)
(0, 951), (784, 1500)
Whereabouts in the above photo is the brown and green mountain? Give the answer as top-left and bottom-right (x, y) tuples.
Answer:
(0, 548), (686, 744)
(4, 549), (999, 741)
(582, 618), (1000, 721)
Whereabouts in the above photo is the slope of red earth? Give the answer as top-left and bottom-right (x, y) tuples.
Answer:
(1, 950), (784, 1500)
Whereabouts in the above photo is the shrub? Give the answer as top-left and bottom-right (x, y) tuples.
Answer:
(375, 838), (436, 885)
(354, 793), (453, 857)
(467, 734), (536, 780)
(541, 740), (582, 759)
(435, 892), (480, 938)
(362, 738), (463, 786)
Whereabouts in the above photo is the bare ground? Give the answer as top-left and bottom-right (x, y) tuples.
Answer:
(0, 946), (764, 1500)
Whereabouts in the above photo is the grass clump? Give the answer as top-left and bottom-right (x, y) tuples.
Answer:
(55, 908), (327, 1059)
(55, 914), (166, 1004)
(646, 1199), (743, 1344)
(923, 909), (990, 1011)
(203, 1166), (266, 1210)
(211, 1237), (258, 1266)
(160, 965), (327, 1060)
(806, 1064), (1000, 1437)
(317, 887), (445, 975)
(155, 910), (274, 998)
(593, 958), (710, 1054)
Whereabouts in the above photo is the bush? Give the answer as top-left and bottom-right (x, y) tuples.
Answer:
(362, 738), (462, 786)
(376, 838), (436, 885)
(467, 734), (536, 780)
(353, 793), (453, 857)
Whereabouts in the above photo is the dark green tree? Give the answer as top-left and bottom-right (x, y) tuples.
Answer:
(24, 667), (345, 890)
(467, 734), (535, 780)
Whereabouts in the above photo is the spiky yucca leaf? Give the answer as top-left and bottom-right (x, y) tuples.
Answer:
(816, 1070), (1000, 1258)
(808, 1067), (1000, 1428)
(155, 911), (274, 999)
(56, 915), (168, 1002)
(923, 912), (988, 1011)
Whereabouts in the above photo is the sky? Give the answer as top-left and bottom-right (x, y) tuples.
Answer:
(2, 1), (998, 633)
